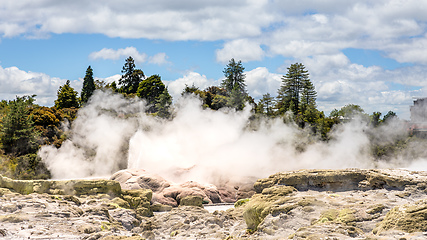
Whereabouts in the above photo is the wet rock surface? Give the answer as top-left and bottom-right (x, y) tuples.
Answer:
(2, 168), (427, 239)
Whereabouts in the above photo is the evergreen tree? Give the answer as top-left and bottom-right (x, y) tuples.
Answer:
(259, 93), (274, 116)
(119, 56), (145, 94)
(300, 79), (317, 113)
(221, 58), (247, 94)
(155, 88), (173, 119)
(0, 96), (37, 156)
(54, 80), (79, 109)
(81, 66), (96, 104)
(277, 63), (314, 115)
(221, 58), (247, 110)
(227, 85), (246, 111)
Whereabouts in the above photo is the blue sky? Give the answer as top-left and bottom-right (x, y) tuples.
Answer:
(1, 1), (427, 119)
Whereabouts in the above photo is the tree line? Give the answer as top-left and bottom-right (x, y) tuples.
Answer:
(0, 56), (406, 180)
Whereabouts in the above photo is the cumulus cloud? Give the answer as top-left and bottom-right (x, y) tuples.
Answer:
(216, 39), (265, 63)
(245, 67), (282, 99)
(2, 1), (427, 119)
(89, 47), (170, 66)
(165, 71), (218, 101)
(293, 53), (417, 118)
(0, 65), (76, 106)
(148, 53), (170, 65)
(89, 47), (147, 63)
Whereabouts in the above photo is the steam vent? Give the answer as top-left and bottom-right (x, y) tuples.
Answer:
(410, 97), (427, 137)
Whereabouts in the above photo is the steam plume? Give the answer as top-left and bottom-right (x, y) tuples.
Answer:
(39, 90), (426, 182)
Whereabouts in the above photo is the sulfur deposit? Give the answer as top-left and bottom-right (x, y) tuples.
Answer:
(2, 169), (427, 239)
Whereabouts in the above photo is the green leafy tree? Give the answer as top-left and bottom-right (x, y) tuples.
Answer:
(54, 80), (79, 109)
(155, 88), (173, 119)
(383, 111), (397, 123)
(137, 75), (171, 113)
(181, 84), (200, 96)
(0, 96), (37, 156)
(119, 56), (145, 94)
(329, 104), (369, 125)
(81, 66), (96, 104)
(370, 112), (382, 127)
(277, 63), (312, 115)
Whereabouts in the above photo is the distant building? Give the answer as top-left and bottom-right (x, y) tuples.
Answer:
(410, 98), (427, 123)
(410, 98), (427, 137)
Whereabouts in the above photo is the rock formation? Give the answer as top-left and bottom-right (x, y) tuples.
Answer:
(110, 169), (256, 206)
(2, 168), (427, 239)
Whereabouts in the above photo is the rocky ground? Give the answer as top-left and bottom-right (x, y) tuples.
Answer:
(2, 169), (427, 239)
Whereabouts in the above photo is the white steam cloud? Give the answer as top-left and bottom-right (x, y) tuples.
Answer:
(39, 90), (427, 182)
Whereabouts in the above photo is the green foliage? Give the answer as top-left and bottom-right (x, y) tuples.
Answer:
(221, 58), (247, 94)
(119, 56), (145, 94)
(227, 85), (246, 110)
(276, 63), (314, 115)
(256, 93), (274, 116)
(137, 74), (171, 113)
(329, 104), (366, 120)
(370, 112), (382, 127)
(383, 111), (397, 123)
(54, 80), (79, 109)
(14, 153), (50, 180)
(31, 106), (66, 147)
(181, 84), (200, 96)
(222, 58), (247, 110)
(155, 88), (173, 119)
(80, 66), (96, 104)
(0, 96), (38, 156)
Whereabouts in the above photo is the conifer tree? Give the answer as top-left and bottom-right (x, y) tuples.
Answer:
(221, 58), (247, 94)
(81, 66), (95, 104)
(221, 58), (247, 110)
(0, 96), (37, 156)
(277, 63), (316, 115)
(54, 80), (79, 109)
(119, 56), (145, 94)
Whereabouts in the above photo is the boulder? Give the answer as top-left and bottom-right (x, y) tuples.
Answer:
(179, 195), (203, 207)
(110, 169), (256, 206)
(110, 169), (170, 191)
(374, 200), (427, 234)
(243, 185), (296, 230)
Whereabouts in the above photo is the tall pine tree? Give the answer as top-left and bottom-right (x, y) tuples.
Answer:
(81, 66), (96, 104)
(119, 56), (145, 94)
(277, 63), (316, 115)
(221, 58), (247, 110)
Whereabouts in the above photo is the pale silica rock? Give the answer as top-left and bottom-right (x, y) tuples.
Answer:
(2, 169), (427, 239)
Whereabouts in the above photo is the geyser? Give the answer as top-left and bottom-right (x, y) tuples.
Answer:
(39, 90), (427, 182)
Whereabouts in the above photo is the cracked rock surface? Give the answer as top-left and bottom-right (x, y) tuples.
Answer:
(2, 169), (427, 239)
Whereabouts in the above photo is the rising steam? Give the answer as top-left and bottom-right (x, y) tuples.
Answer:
(39, 90), (426, 182)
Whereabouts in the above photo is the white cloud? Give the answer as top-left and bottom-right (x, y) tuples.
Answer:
(89, 47), (171, 66)
(165, 71), (219, 101)
(0, 65), (78, 106)
(2, 0), (427, 119)
(89, 47), (147, 63)
(148, 53), (170, 65)
(216, 39), (265, 63)
(245, 67), (282, 99)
